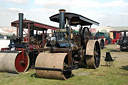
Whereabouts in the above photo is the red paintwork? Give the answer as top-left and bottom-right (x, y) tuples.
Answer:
(15, 52), (28, 72)
(1, 48), (28, 72)
(112, 39), (117, 44)
(11, 19), (58, 30)
(110, 31), (121, 44)
(116, 33), (120, 39)
(105, 39), (108, 45)
(11, 19), (56, 46)
(23, 37), (28, 42)
(34, 23), (57, 30)
(99, 35), (104, 38)
(1, 48), (10, 51)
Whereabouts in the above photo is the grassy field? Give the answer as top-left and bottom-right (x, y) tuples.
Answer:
(0, 44), (128, 85)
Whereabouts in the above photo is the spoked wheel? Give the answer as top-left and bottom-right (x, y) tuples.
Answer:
(86, 40), (101, 69)
(94, 44), (101, 68)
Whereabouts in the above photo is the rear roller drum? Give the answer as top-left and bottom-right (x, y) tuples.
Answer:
(98, 39), (104, 49)
(100, 39), (104, 49)
(35, 53), (72, 80)
(86, 40), (101, 69)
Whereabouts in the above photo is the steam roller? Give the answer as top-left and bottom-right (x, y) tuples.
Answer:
(0, 13), (30, 73)
(0, 11), (58, 73)
(35, 9), (101, 80)
(0, 51), (29, 73)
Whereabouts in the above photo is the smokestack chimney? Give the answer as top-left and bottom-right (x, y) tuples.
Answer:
(124, 31), (126, 39)
(59, 9), (66, 29)
(19, 13), (23, 38)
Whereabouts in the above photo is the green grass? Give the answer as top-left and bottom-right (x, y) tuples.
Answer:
(1, 68), (128, 85)
(0, 44), (128, 85)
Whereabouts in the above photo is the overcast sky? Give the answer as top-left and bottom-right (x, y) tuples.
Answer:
(0, 0), (128, 28)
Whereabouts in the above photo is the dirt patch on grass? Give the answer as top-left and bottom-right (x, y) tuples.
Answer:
(75, 72), (91, 76)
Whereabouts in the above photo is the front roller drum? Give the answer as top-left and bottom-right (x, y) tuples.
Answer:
(0, 51), (30, 73)
(35, 53), (72, 80)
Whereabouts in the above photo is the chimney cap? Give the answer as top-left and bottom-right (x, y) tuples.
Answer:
(59, 9), (66, 12)
(18, 13), (24, 15)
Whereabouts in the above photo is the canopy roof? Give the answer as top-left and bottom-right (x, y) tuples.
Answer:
(50, 12), (99, 26)
(118, 30), (128, 32)
(11, 19), (58, 30)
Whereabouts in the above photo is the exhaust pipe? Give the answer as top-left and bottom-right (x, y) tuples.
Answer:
(124, 31), (126, 40)
(59, 9), (66, 29)
(58, 9), (66, 40)
(19, 13), (23, 38)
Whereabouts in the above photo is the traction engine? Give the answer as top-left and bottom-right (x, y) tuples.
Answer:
(117, 30), (128, 51)
(0, 13), (55, 73)
(35, 9), (101, 80)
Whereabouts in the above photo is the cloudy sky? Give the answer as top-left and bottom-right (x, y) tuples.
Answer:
(0, 0), (128, 27)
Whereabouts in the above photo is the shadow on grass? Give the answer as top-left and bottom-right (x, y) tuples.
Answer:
(31, 73), (38, 78)
(30, 72), (75, 80)
(100, 65), (108, 67)
(120, 65), (128, 70)
(77, 63), (87, 68)
(107, 49), (128, 52)
(107, 49), (120, 52)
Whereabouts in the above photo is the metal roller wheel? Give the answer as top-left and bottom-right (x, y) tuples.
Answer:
(86, 40), (101, 69)
(35, 52), (72, 80)
(98, 39), (104, 49)
(0, 51), (30, 73)
(100, 39), (104, 49)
